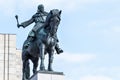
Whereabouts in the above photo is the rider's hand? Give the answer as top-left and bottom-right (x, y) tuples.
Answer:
(17, 24), (24, 28)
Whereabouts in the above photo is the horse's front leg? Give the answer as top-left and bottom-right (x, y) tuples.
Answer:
(48, 47), (54, 71)
(39, 44), (45, 71)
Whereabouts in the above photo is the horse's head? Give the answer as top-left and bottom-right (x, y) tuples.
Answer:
(46, 9), (62, 36)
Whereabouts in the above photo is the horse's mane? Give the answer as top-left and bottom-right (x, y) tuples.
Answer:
(37, 9), (61, 33)
(44, 9), (61, 29)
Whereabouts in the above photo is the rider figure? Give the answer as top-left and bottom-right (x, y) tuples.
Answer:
(18, 4), (63, 54)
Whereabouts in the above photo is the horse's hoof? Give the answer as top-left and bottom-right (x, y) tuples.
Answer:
(33, 69), (37, 74)
(40, 67), (45, 71)
(48, 68), (53, 71)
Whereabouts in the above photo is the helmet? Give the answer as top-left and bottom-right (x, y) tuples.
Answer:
(37, 4), (44, 12)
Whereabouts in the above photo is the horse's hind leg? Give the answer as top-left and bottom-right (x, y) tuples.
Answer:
(39, 44), (45, 70)
(22, 60), (30, 80)
(31, 57), (39, 74)
(22, 51), (30, 80)
(25, 61), (30, 79)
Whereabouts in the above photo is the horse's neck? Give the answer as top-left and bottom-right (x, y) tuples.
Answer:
(44, 28), (55, 37)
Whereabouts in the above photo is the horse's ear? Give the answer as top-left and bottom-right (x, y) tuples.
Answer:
(59, 10), (62, 15)
(50, 10), (53, 15)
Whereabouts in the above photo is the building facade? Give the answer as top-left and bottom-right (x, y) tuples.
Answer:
(0, 34), (22, 80)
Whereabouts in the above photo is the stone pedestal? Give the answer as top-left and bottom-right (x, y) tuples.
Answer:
(29, 71), (64, 80)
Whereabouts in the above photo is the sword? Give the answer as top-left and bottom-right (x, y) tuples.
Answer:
(15, 15), (20, 28)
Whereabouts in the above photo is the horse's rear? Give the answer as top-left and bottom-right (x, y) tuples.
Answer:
(22, 39), (39, 80)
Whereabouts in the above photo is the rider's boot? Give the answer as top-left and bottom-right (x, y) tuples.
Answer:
(55, 44), (63, 54)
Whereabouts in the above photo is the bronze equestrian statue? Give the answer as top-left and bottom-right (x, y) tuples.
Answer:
(16, 5), (63, 80)
(17, 4), (63, 54)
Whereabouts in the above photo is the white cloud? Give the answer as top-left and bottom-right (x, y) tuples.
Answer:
(80, 75), (112, 80)
(88, 19), (113, 28)
(102, 26), (120, 36)
(0, 0), (116, 16)
(29, 0), (113, 12)
(87, 19), (120, 37)
(17, 0), (79, 12)
(0, 0), (15, 15)
(55, 52), (96, 63)
(112, 26), (120, 33)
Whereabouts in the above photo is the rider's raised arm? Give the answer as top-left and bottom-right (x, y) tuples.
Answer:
(20, 17), (34, 28)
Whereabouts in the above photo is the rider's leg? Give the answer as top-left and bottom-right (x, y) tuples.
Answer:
(27, 30), (35, 41)
(54, 34), (63, 54)
(25, 30), (35, 47)
(55, 43), (63, 54)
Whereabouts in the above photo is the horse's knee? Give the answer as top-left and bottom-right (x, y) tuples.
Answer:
(22, 51), (29, 61)
(26, 61), (30, 65)
(49, 57), (53, 63)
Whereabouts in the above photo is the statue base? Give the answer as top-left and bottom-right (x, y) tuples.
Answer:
(29, 71), (64, 80)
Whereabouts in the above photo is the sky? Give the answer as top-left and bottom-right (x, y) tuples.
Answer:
(0, 0), (120, 80)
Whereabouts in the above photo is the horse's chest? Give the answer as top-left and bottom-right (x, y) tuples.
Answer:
(47, 37), (56, 46)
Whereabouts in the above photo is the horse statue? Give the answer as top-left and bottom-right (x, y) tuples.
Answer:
(20, 9), (62, 80)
